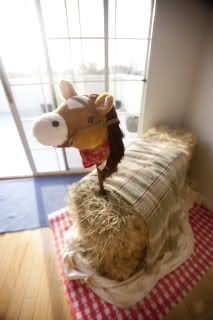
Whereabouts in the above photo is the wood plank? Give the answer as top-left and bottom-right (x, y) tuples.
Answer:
(0, 228), (70, 320)
(5, 232), (34, 319)
(0, 231), (31, 318)
(18, 298), (35, 320)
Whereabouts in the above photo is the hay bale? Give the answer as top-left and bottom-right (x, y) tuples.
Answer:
(67, 127), (196, 282)
(143, 126), (196, 162)
(68, 179), (148, 281)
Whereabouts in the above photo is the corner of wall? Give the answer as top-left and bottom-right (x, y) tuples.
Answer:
(142, 0), (210, 133)
(183, 10), (212, 129)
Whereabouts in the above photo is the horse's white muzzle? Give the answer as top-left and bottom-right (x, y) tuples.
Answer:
(32, 112), (68, 147)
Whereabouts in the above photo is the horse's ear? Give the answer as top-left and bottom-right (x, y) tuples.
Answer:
(59, 80), (77, 99)
(95, 93), (113, 115)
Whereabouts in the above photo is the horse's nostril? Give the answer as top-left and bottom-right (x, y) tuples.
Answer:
(52, 120), (59, 127)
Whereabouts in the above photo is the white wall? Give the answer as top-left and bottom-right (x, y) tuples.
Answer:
(142, 0), (209, 133)
(184, 15), (213, 208)
(141, 0), (213, 206)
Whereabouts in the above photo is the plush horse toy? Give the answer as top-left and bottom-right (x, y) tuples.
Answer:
(33, 80), (125, 194)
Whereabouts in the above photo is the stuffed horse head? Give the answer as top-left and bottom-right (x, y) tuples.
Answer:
(33, 80), (124, 193)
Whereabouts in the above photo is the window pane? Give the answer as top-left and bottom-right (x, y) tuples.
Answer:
(109, 81), (144, 114)
(65, 0), (81, 37)
(10, 84), (65, 173)
(77, 0), (104, 37)
(48, 39), (104, 82)
(32, 149), (61, 172)
(11, 84), (54, 148)
(0, 82), (32, 177)
(109, 0), (152, 38)
(75, 81), (105, 95)
(41, 0), (68, 38)
(109, 40), (148, 79)
(66, 0), (104, 37)
(12, 85), (52, 117)
(0, 0), (47, 85)
(55, 81), (105, 105)
(41, 0), (104, 38)
(65, 148), (84, 170)
(118, 113), (138, 146)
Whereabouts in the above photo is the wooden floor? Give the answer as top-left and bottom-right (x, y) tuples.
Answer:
(0, 229), (70, 320)
(0, 228), (212, 320)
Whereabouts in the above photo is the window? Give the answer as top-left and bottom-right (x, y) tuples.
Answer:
(0, 0), (153, 176)
(41, 0), (152, 144)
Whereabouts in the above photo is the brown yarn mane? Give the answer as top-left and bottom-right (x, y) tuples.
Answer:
(102, 106), (125, 179)
(88, 94), (125, 179)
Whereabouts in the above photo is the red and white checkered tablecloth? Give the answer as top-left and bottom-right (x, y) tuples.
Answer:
(48, 204), (213, 320)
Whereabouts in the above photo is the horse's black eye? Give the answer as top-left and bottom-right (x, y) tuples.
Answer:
(88, 116), (95, 124)
(52, 120), (59, 127)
